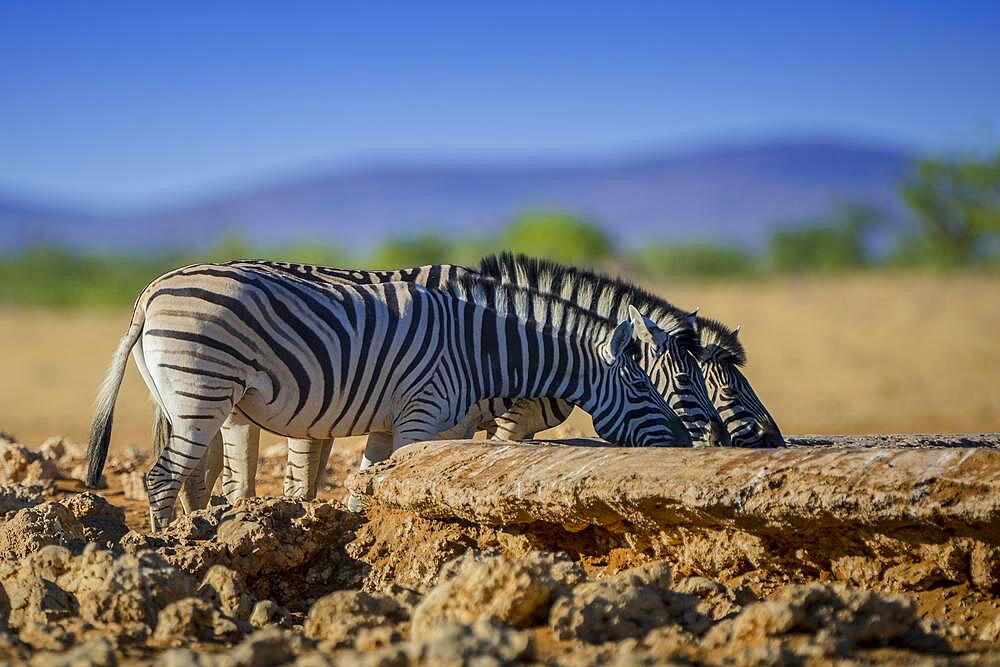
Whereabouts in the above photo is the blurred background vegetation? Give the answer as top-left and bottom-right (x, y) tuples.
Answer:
(2, 149), (998, 308)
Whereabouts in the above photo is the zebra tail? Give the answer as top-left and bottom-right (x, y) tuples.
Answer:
(151, 405), (171, 460)
(86, 306), (145, 487)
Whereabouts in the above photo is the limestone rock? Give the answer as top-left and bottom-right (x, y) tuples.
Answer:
(62, 492), (129, 544)
(702, 583), (921, 652)
(334, 619), (532, 667)
(412, 550), (583, 640)
(153, 597), (242, 646)
(0, 501), (84, 559)
(28, 636), (116, 667)
(0, 440), (61, 484)
(197, 565), (254, 621)
(0, 483), (45, 515)
(71, 550), (196, 637)
(303, 590), (406, 648)
(548, 561), (674, 643)
(225, 627), (296, 667)
(3, 575), (77, 630)
(248, 600), (284, 629)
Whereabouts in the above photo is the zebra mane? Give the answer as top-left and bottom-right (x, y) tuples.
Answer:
(697, 316), (747, 366)
(477, 253), (699, 354)
(453, 274), (624, 339)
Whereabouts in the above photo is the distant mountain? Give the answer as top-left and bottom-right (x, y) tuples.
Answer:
(0, 139), (913, 252)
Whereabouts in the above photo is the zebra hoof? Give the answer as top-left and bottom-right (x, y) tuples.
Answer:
(345, 493), (366, 513)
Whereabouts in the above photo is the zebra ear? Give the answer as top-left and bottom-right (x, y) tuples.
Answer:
(607, 317), (634, 361)
(732, 324), (742, 338)
(628, 305), (668, 348)
(686, 307), (700, 333)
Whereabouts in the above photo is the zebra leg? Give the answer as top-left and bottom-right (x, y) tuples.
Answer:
(283, 437), (327, 499)
(220, 411), (260, 504)
(490, 398), (573, 440)
(146, 415), (231, 532)
(177, 432), (223, 514)
(202, 431), (224, 498)
(345, 432), (393, 512)
(310, 438), (334, 498)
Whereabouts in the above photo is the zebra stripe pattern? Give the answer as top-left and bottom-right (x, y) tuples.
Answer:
(87, 263), (688, 529)
(181, 261), (576, 507)
(697, 318), (784, 448)
(477, 253), (729, 446)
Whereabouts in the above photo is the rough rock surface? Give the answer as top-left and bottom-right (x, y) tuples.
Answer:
(0, 502), (84, 559)
(0, 483), (44, 515)
(313, 620), (533, 667)
(120, 496), (364, 602)
(0, 433), (996, 666)
(62, 492), (129, 544)
(549, 561), (675, 643)
(71, 549), (196, 637)
(304, 590), (407, 648)
(197, 565), (254, 621)
(412, 550), (583, 639)
(347, 440), (1000, 591)
(0, 440), (61, 484)
(152, 597), (242, 645)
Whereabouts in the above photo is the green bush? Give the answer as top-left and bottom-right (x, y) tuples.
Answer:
(367, 233), (457, 269)
(634, 242), (758, 278)
(900, 150), (1000, 266)
(500, 212), (614, 266)
(767, 204), (879, 272)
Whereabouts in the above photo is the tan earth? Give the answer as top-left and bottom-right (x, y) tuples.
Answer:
(0, 431), (998, 665)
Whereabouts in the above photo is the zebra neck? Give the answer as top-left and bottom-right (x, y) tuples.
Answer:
(471, 311), (600, 408)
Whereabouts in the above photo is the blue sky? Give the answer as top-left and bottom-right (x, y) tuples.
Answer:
(2, 1), (999, 206)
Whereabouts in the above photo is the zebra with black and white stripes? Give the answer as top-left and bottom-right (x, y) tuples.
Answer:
(696, 318), (783, 448)
(167, 256), (724, 508)
(156, 260), (575, 508)
(475, 253), (733, 439)
(87, 263), (690, 529)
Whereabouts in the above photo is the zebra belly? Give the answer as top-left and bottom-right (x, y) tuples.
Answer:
(235, 386), (395, 440)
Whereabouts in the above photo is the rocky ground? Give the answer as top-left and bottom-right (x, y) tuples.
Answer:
(0, 431), (998, 666)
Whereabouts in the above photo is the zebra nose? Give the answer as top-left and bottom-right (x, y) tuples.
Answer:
(708, 419), (731, 447)
(671, 421), (693, 447)
(759, 424), (785, 448)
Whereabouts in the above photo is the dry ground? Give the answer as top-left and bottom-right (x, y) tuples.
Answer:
(1, 271), (999, 451)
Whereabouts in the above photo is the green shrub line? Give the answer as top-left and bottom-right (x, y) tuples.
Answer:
(3, 150), (999, 307)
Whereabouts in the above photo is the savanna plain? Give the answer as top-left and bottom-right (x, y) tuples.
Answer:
(0, 271), (998, 665)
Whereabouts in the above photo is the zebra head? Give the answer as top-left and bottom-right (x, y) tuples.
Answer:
(632, 308), (729, 447)
(590, 306), (692, 448)
(698, 322), (784, 448)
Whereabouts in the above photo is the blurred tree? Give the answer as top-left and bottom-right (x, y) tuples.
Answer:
(635, 242), (758, 278)
(500, 212), (613, 265)
(768, 204), (881, 272)
(368, 233), (455, 268)
(900, 150), (1000, 265)
(201, 234), (258, 262)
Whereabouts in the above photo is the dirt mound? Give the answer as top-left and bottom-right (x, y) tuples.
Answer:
(0, 434), (997, 665)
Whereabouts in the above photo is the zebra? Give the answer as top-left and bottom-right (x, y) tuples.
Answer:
(164, 257), (719, 510)
(695, 317), (784, 448)
(86, 263), (690, 529)
(154, 261), (574, 509)
(475, 253), (783, 448)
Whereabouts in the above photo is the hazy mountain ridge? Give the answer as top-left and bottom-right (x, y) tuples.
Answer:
(0, 140), (913, 252)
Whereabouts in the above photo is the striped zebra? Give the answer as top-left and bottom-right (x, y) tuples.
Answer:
(86, 263), (689, 529)
(695, 318), (784, 448)
(155, 261), (574, 508)
(469, 254), (783, 447)
(170, 256), (723, 508)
